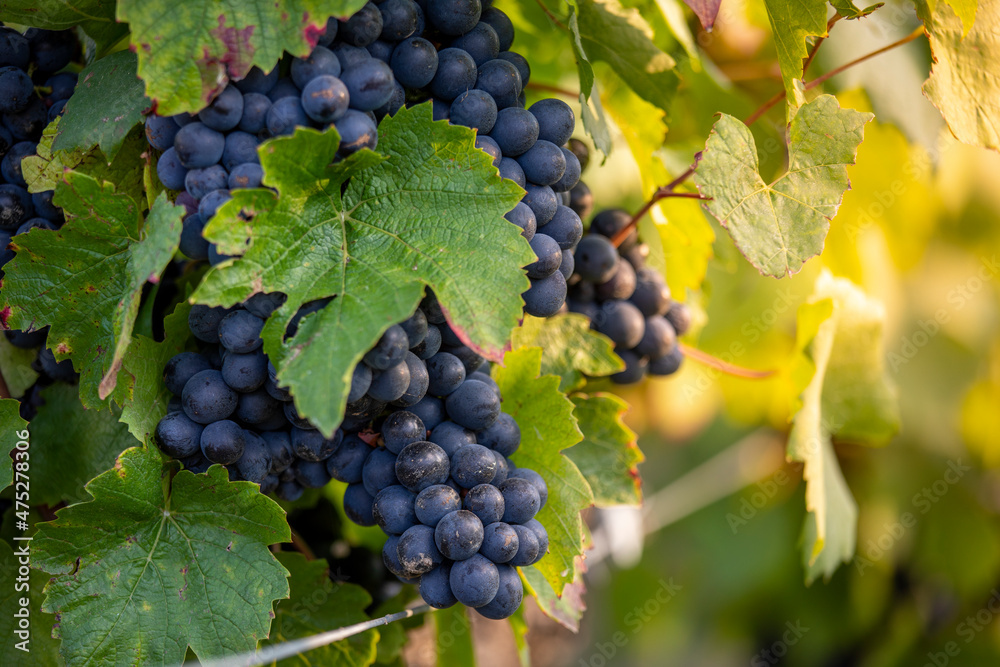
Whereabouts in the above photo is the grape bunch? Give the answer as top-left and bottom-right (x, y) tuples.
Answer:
(0, 25), (81, 414)
(146, 0), (583, 316)
(153, 290), (547, 619)
(567, 209), (690, 383)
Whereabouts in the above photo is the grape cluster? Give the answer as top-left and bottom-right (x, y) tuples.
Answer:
(154, 291), (547, 619)
(0, 26), (81, 414)
(566, 209), (690, 383)
(146, 0), (582, 316)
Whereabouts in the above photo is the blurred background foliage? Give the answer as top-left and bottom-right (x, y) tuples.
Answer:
(461, 0), (1000, 664)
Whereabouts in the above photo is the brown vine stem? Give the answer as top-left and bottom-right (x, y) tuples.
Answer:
(525, 81), (579, 98)
(744, 24), (925, 126)
(609, 160), (703, 248)
(289, 528), (316, 561)
(678, 342), (776, 379)
(534, 0), (567, 30)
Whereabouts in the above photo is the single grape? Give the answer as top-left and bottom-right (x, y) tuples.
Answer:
(379, 0), (419, 40)
(498, 157), (526, 188)
(163, 352), (213, 396)
(185, 165), (229, 200)
(326, 433), (371, 483)
(189, 305), (233, 344)
(575, 234), (619, 283)
(218, 310), (265, 354)
(591, 208), (637, 249)
(334, 109), (378, 155)
(156, 148), (188, 191)
(412, 324), (443, 360)
(636, 316), (677, 358)
(155, 412), (204, 459)
(521, 182), (558, 225)
(435, 509), (485, 560)
(509, 523), (540, 566)
(449, 553), (499, 607)
(451, 22), (500, 66)
(611, 349), (648, 384)
(340, 2), (384, 47)
(427, 0), (482, 35)
(649, 346), (684, 376)
(398, 524), (444, 574)
(390, 37), (439, 88)
(393, 351), (430, 407)
(266, 96), (310, 137)
(362, 447), (399, 496)
(665, 302), (692, 336)
(480, 8), (514, 51)
(498, 477), (540, 524)
(200, 419), (246, 464)
(522, 270), (567, 318)
(373, 484), (418, 534)
(594, 300), (645, 348)
(294, 459), (333, 488)
(419, 561), (457, 608)
(631, 268), (672, 317)
(236, 432), (272, 484)
(415, 484), (462, 527)
(173, 122), (225, 169)
(341, 59), (395, 111)
(145, 115), (180, 151)
(504, 201), (535, 241)
(395, 440), (450, 492)
(552, 147), (581, 193)
(200, 84), (244, 131)
(431, 48), (478, 101)
(509, 467), (547, 508)
(368, 361), (411, 402)
(235, 66), (278, 94)
(474, 59), (520, 109)
(344, 483), (377, 525)
(182, 369), (238, 424)
(463, 484), (505, 524)
(526, 233), (562, 279)
(292, 427), (340, 461)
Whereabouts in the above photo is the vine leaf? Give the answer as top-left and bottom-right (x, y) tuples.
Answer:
(510, 314), (623, 391)
(29, 383), (139, 506)
(574, 0), (679, 115)
(521, 565), (587, 632)
(828, 0), (885, 19)
(194, 104), (531, 437)
(117, 0), (367, 115)
(263, 552), (378, 667)
(32, 446), (292, 666)
(789, 270), (899, 583)
(918, 0), (997, 151)
(23, 120), (147, 204)
(569, 394), (643, 507)
(0, 541), (61, 666)
(760, 0), (828, 99)
(0, 398), (27, 492)
(695, 94), (872, 278)
(566, 6), (612, 158)
(112, 300), (193, 443)
(53, 50), (150, 161)
(493, 347), (591, 596)
(0, 336), (38, 398)
(0, 173), (184, 408)
(681, 0), (722, 30)
(0, 0), (126, 54)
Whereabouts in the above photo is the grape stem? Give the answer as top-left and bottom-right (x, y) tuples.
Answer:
(677, 342), (776, 379)
(289, 528), (316, 560)
(534, 0), (567, 30)
(191, 604), (434, 667)
(609, 160), (705, 248)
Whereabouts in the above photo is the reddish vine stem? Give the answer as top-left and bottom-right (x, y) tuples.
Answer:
(744, 24), (924, 126)
(525, 81), (579, 98)
(678, 343), (776, 379)
(534, 0), (567, 30)
(609, 161), (702, 248)
(289, 529), (316, 561)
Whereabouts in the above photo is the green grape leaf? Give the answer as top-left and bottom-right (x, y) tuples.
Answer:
(117, 0), (367, 115)
(29, 383), (139, 506)
(0, 0), (126, 53)
(52, 50), (150, 161)
(510, 314), (623, 391)
(32, 446), (292, 666)
(521, 565), (587, 632)
(23, 121), (148, 204)
(112, 300), (193, 443)
(761, 0), (828, 99)
(789, 270), (899, 583)
(264, 552), (378, 667)
(568, 394), (643, 507)
(509, 606), (531, 666)
(574, 0), (679, 115)
(918, 0), (997, 151)
(0, 398), (27, 492)
(0, 335), (39, 398)
(566, 6), (612, 158)
(1, 173), (185, 408)
(0, 540), (62, 666)
(695, 95), (872, 278)
(193, 104), (531, 436)
(828, 0), (884, 19)
(493, 347), (591, 595)
(435, 605), (475, 667)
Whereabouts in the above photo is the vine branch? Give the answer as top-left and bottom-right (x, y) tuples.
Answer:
(533, 0), (567, 30)
(610, 159), (703, 248)
(193, 604), (433, 667)
(677, 342), (776, 379)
